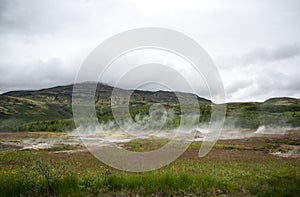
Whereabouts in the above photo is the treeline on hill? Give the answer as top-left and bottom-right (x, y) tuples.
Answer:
(0, 104), (210, 132)
(0, 83), (299, 132)
(0, 118), (74, 132)
(225, 102), (300, 128)
(0, 102), (300, 132)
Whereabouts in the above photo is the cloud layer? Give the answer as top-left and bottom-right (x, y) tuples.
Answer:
(0, 0), (299, 102)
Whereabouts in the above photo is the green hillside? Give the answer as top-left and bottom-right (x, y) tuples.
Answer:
(0, 83), (299, 132)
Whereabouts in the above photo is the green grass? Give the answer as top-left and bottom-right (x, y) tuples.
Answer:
(0, 157), (299, 196)
(0, 135), (300, 196)
(122, 138), (170, 152)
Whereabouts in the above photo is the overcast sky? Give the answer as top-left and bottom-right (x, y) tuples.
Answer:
(0, 0), (299, 102)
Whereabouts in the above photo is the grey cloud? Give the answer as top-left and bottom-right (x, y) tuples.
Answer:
(284, 72), (300, 92)
(0, 0), (300, 102)
(0, 0), (135, 36)
(225, 78), (253, 94)
(0, 0), (94, 35)
(243, 43), (300, 64)
(222, 56), (300, 102)
(0, 58), (75, 92)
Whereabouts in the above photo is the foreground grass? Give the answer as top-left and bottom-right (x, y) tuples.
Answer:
(0, 136), (300, 196)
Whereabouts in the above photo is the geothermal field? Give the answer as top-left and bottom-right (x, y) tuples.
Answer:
(0, 127), (299, 196)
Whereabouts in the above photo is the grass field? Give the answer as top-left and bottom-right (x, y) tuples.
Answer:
(0, 130), (300, 196)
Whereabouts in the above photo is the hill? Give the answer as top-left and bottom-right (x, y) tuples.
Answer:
(0, 83), (210, 131)
(0, 83), (299, 132)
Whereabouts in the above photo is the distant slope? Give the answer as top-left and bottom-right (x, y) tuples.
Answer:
(0, 83), (210, 131)
(2, 83), (210, 105)
(225, 97), (300, 129)
(264, 97), (300, 105)
(0, 83), (299, 132)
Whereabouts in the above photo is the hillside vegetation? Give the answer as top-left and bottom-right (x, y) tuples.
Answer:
(0, 83), (299, 132)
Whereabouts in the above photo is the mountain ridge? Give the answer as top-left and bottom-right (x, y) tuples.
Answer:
(2, 82), (211, 104)
(0, 83), (299, 132)
(3, 83), (299, 104)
